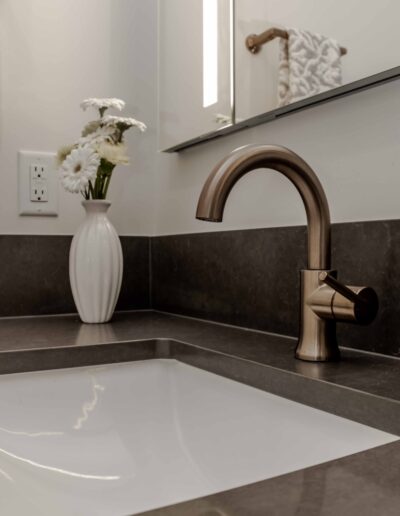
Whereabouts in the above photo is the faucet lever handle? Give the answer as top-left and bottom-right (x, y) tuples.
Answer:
(318, 271), (378, 325)
(319, 272), (360, 304)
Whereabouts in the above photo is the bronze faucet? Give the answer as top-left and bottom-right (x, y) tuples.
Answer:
(196, 144), (378, 362)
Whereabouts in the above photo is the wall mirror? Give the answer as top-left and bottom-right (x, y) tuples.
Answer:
(158, 0), (233, 151)
(158, 0), (400, 152)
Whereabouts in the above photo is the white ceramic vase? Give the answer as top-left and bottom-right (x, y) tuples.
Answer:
(70, 200), (123, 323)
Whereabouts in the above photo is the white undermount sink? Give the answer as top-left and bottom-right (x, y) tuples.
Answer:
(0, 359), (396, 515)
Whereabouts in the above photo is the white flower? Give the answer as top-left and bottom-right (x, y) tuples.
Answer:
(78, 125), (117, 145)
(57, 144), (76, 166)
(95, 142), (130, 165)
(81, 120), (101, 138)
(102, 115), (147, 132)
(60, 146), (100, 194)
(80, 98), (126, 112)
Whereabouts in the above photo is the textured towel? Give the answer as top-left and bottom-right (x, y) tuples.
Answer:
(278, 28), (342, 107)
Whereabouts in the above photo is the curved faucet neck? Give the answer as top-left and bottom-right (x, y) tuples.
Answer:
(196, 144), (331, 270)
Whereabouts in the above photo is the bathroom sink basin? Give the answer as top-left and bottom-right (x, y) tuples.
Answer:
(0, 359), (396, 515)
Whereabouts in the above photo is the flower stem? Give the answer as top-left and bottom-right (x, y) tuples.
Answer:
(86, 160), (115, 200)
(88, 181), (95, 199)
(103, 174), (112, 199)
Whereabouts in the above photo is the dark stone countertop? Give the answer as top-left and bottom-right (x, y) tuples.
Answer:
(0, 309), (399, 515)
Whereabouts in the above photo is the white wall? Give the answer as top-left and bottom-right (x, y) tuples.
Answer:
(154, 0), (400, 236)
(155, 78), (400, 235)
(2, 0), (400, 239)
(0, 0), (157, 235)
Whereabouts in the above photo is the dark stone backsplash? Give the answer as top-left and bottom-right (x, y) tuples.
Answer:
(151, 226), (306, 338)
(0, 235), (150, 317)
(1, 220), (400, 358)
(152, 220), (400, 358)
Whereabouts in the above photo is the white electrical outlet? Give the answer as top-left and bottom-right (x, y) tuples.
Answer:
(19, 151), (58, 216)
(30, 163), (48, 202)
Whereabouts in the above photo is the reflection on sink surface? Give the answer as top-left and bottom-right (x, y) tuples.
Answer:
(0, 360), (396, 515)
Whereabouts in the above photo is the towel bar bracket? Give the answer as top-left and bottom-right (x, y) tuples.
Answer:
(245, 27), (347, 56)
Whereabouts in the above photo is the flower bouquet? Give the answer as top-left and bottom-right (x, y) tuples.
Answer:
(58, 97), (146, 199)
(59, 98), (146, 324)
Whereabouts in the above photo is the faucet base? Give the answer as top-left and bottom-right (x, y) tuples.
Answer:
(295, 270), (341, 362)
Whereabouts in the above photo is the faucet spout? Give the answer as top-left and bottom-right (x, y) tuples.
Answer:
(196, 144), (378, 362)
(196, 144), (331, 270)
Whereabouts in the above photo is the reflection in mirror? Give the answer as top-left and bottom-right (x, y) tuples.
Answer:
(158, 0), (233, 150)
(159, 0), (400, 151)
(235, 0), (400, 121)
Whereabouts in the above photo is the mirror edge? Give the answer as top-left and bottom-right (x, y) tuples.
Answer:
(162, 65), (400, 153)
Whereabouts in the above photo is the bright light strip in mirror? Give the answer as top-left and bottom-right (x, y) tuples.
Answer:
(203, 0), (218, 107)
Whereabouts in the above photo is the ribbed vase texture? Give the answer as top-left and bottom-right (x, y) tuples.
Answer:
(70, 201), (123, 323)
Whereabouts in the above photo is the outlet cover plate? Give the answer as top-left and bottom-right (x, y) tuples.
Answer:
(19, 151), (58, 216)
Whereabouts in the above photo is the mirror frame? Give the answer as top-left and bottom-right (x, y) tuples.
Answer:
(162, 39), (400, 153)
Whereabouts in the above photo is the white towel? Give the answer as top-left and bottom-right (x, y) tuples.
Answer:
(278, 28), (342, 107)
